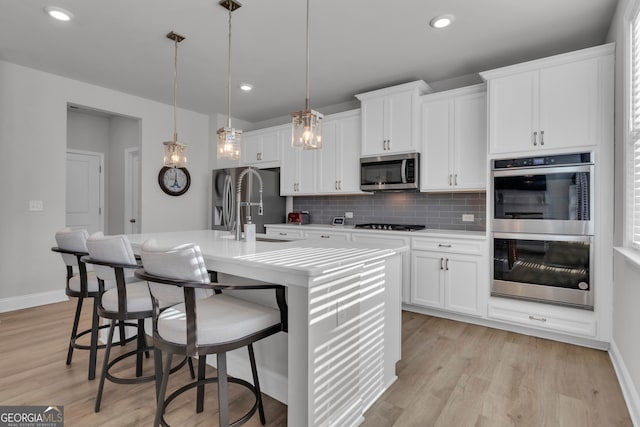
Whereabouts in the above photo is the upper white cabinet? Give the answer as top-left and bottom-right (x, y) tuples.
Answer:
(317, 110), (364, 194)
(280, 130), (317, 195)
(480, 43), (614, 155)
(420, 85), (487, 192)
(356, 81), (431, 156)
(241, 125), (284, 168)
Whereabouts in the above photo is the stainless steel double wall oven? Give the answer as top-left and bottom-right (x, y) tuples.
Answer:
(491, 152), (594, 309)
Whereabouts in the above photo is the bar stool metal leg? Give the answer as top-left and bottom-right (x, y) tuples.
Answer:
(88, 299), (100, 380)
(217, 352), (229, 427)
(196, 356), (206, 413)
(95, 320), (116, 412)
(67, 297), (83, 366)
(154, 352), (173, 427)
(248, 344), (266, 424)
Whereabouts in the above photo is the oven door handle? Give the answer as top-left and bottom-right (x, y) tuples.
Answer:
(492, 232), (592, 243)
(492, 164), (593, 177)
(401, 159), (407, 184)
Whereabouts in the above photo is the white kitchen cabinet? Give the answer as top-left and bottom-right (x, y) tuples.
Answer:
(481, 43), (614, 155)
(410, 237), (485, 316)
(420, 85), (486, 191)
(304, 230), (351, 241)
(351, 233), (411, 304)
(280, 130), (317, 195)
(487, 298), (597, 338)
(264, 226), (305, 239)
(356, 81), (431, 156)
(317, 110), (363, 194)
(241, 125), (284, 168)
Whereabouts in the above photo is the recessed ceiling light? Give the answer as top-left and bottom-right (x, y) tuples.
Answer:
(239, 83), (253, 92)
(430, 14), (454, 29)
(44, 6), (73, 21)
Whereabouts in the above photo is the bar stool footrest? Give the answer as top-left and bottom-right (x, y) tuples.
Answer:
(160, 376), (260, 427)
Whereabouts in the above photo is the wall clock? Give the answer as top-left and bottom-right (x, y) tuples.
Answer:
(158, 166), (191, 196)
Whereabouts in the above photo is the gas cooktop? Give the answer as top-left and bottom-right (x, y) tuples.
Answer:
(354, 223), (426, 232)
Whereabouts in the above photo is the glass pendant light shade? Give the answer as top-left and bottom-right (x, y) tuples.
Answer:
(292, 108), (323, 149)
(217, 0), (243, 160)
(217, 127), (242, 160)
(163, 138), (187, 168)
(164, 31), (187, 168)
(291, 0), (322, 150)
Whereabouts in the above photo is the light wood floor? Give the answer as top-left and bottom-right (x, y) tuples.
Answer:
(0, 301), (632, 426)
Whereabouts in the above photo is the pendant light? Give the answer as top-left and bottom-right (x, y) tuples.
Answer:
(291, 0), (323, 150)
(217, 0), (242, 160)
(163, 31), (188, 168)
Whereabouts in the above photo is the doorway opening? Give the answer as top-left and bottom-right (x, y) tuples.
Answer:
(66, 104), (142, 235)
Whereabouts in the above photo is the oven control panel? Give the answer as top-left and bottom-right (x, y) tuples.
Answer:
(493, 152), (592, 169)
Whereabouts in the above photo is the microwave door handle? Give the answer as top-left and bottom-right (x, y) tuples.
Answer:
(401, 159), (407, 184)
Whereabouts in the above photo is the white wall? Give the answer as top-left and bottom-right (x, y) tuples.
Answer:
(0, 61), (209, 304)
(607, 0), (640, 424)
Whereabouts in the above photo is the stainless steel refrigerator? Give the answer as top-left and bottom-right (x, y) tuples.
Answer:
(211, 167), (286, 234)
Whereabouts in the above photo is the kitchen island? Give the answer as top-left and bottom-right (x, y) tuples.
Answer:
(127, 229), (407, 427)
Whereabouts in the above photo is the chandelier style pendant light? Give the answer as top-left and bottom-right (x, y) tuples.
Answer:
(217, 0), (242, 160)
(291, 0), (323, 150)
(163, 31), (188, 168)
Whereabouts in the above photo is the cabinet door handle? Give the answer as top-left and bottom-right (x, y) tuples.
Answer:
(440, 257), (444, 270)
(540, 130), (545, 146)
(338, 180), (341, 190)
(279, 232), (287, 236)
(387, 139), (391, 150)
(445, 258), (449, 270)
(321, 235), (330, 238)
(532, 131), (538, 146)
(449, 174), (452, 186)
(454, 174), (458, 186)
(335, 180), (338, 190)
(438, 244), (452, 248)
(528, 315), (547, 322)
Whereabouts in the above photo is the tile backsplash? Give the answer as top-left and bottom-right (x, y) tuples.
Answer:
(292, 192), (486, 231)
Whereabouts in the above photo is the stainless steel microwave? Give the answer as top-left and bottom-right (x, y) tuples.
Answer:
(360, 153), (419, 191)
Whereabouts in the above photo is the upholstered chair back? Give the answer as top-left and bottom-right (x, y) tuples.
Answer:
(55, 228), (89, 266)
(86, 232), (138, 285)
(139, 239), (211, 304)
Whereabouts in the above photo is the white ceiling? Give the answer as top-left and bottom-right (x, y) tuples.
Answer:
(0, 0), (618, 124)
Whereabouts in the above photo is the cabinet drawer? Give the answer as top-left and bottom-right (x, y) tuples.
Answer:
(487, 302), (596, 337)
(265, 228), (305, 238)
(305, 231), (351, 241)
(412, 237), (483, 255)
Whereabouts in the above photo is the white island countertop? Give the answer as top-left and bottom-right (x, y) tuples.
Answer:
(127, 229), (409, 286)
(126, 229), (405, 426)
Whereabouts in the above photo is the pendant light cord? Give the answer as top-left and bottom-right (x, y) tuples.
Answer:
(173, 37), (178, 143)
(227, 7), (233, 129)
(305, 0), (310, 110)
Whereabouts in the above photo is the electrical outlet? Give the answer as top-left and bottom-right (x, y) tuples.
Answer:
(345, 211), (354, 219)
(462, 214), (474, 222)
(29, 200), (44, 211)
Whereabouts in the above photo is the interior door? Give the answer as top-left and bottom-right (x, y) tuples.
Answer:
(66, 151), (103, 233)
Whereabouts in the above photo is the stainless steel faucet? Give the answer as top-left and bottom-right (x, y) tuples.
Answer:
(235, 167), (264, 240)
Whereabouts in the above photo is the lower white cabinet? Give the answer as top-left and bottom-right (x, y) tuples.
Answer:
(487, 298), (597, 337)
(265, 227), (305, 239)
(410, 237), (485, 316)
(305, 230), (351, 240)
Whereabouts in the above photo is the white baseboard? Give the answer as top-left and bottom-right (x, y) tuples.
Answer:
(0, 290), (68, 313)
(609, 340), (640, 427)
(205, 349), (288, 405)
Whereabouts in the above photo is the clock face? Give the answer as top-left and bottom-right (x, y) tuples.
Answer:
(158, 167), (191, 196)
